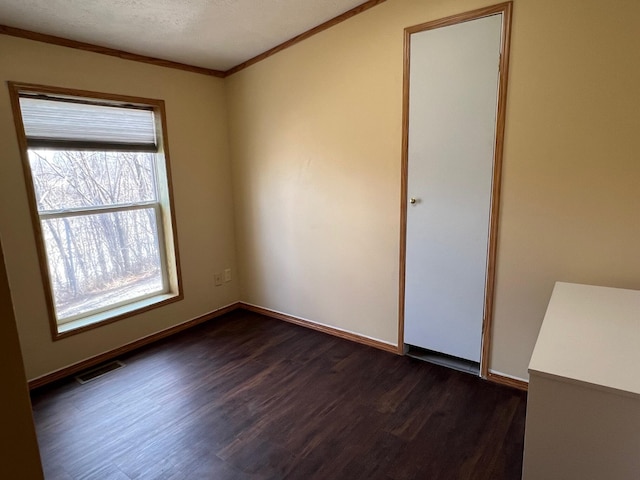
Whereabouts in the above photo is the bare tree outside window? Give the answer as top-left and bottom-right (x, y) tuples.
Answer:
(31, 149), (164, 320)
(9, 83), (181, 337)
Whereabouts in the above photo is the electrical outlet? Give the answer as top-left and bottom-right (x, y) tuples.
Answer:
(224, 268), (231, 283)
(214, 272), (223, 286)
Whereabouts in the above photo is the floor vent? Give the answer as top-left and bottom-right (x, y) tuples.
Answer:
(75, 360), (125, 384)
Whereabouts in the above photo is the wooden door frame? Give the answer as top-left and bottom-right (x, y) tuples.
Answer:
(397, 2), (513, 378)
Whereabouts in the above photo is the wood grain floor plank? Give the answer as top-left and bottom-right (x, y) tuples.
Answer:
(31, 310), (527, 479)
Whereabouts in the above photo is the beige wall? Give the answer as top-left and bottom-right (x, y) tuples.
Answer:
(0, 238), (43, 479)
(2, 0), (639, 384)
(225, 0), (640, 380)
(0, 35), (239, 380)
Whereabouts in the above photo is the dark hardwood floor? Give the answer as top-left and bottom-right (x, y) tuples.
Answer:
(31, 310), (527, 480)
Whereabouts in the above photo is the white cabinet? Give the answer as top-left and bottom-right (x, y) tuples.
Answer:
(523, 282), (640, 480)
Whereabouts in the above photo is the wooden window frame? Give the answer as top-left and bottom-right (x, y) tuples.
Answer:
(8, 82), (183, 340)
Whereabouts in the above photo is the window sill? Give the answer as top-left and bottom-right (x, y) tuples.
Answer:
(56, 292), (181, 338)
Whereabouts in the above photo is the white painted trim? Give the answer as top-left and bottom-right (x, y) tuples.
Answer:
(58, 292), (175, 332)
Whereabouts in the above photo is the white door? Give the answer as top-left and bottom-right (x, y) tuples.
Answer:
(404, 14), (502, 362)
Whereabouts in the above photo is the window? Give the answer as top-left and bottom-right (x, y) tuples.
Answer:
(9, 83), (182, 338)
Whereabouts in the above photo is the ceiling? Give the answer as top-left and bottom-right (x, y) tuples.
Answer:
(0, 0), (371, 72)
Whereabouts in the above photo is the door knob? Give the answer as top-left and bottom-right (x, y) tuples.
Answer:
(410, 197), (417, 204)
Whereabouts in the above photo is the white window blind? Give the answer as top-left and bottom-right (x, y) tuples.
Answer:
(19, 96), (157, 151)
